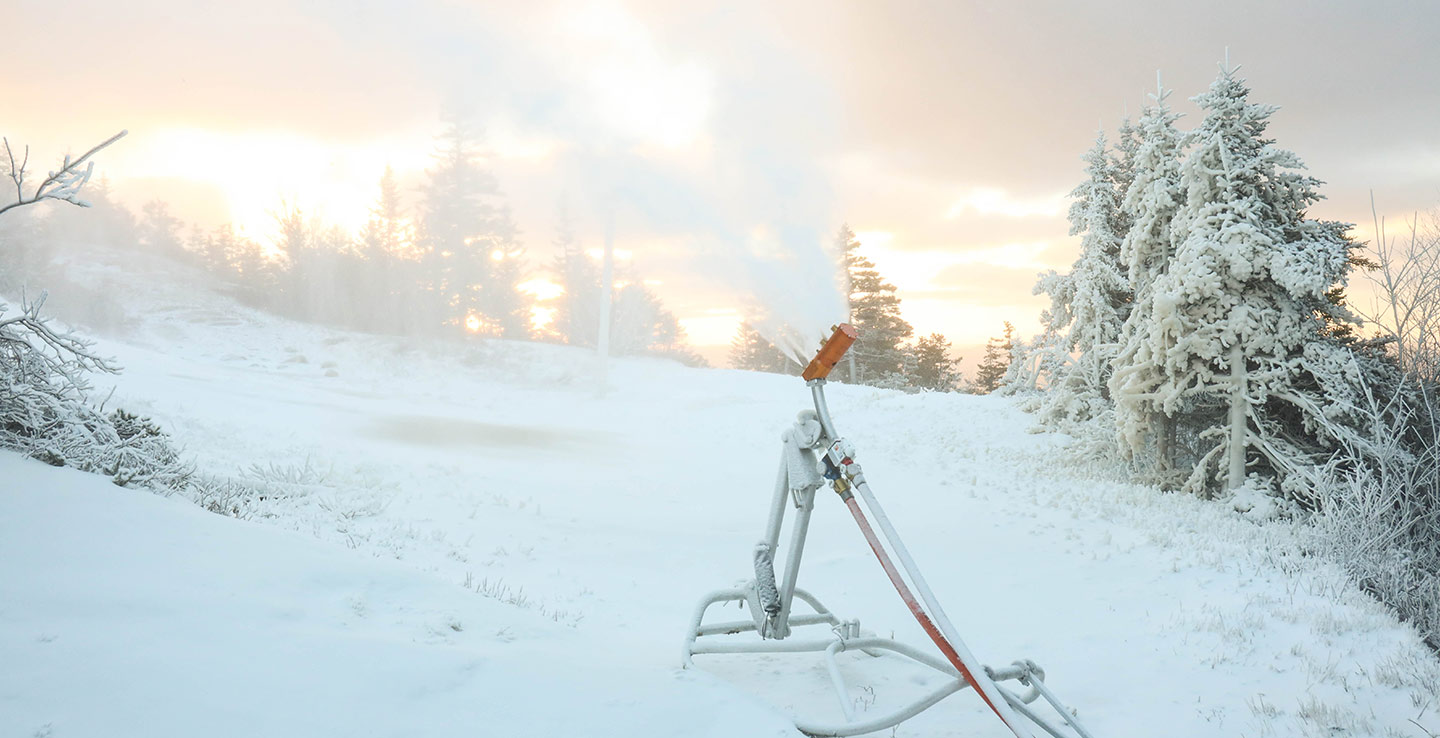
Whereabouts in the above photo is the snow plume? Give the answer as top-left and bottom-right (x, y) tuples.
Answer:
(574, 148), (848, 365)
(544, 19), (850, 365)
(689, 43), (850, 363)
(730, 224), (849, 365)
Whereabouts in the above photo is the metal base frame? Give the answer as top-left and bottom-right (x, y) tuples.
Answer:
(684, 586), (1068, 737)
(680, 378), (1099, 738)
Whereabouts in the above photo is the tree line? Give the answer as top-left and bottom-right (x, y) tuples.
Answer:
(2, 116), (703, 366)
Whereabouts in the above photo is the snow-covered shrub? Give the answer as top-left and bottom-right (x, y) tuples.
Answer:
(0, 130), (238, 501)
(1309, 386), (1440, 651)
(0, 294), (192, 492)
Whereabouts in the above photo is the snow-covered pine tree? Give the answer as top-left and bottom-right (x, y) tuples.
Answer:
(594, 282), (704, 366)
(1151, 64), (1363, 501)
(198, 225), (273, 308)
(270, 199), (322, 321)
(1109, 79), (1187, 474)
(911, 333), (962, 391)
(358, 166), (415, 335)
(999, 322), (1072, 398)
(417, 114), (528, 337)
(836, 225), (913, 385)
(1035, 132), (1130, 423)
(974, 322), (1015, 394)
(872, 349), (920, 392)
(1110, 115), (1143, 229)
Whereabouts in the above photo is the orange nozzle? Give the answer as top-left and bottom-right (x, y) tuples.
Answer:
(802, 324), (859, 381)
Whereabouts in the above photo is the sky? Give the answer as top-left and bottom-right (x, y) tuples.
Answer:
(8, 0), (1440, 364)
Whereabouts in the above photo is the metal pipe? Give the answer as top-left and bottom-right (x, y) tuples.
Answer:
(823, 641), (857, 723)
(774, 486), (816, 636)
(809, 380), (839, 442)
(849, 476), (1032, 736)
(762, 455), (789, 551)
(840, 492), (1026, 735)
(695, 612), (835, 637)
(688, 638), (845, 655)
(1025, 669), (1097, 738)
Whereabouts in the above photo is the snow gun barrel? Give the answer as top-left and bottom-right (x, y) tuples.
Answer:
(802, 324), (859, 381)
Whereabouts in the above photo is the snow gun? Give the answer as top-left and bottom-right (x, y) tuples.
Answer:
(683, 324), (1098, 738)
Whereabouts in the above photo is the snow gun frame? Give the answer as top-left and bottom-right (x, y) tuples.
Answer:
(682, 324), (1098, 738)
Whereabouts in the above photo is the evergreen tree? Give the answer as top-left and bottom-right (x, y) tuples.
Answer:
(872, 348), (920, 392)
(609, 283), (703, 365)
(911, 333), (962, 392)
(416, 115), (528, 337)
(357, 166), (415, 334)
(1036, 132), (1131, 423)
(269, 199), (316, 319)
(1110, 115), (1143, 226)
(1109, 80), (1188, 472)
(1065, 131), (1130, 355)
(199, 225), (273, 308)
(305, 223), (356, 327)
(974, 322), (1015, 394)
(1152, 65), (1363, 499)
(836, 224), (912, 384)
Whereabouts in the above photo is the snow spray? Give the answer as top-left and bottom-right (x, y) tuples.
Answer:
(732, 224), (850, 365)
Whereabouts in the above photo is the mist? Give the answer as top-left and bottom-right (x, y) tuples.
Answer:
(6, 0), (1440, 363)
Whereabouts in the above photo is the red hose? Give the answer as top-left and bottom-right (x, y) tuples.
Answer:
(842, 496), (1012, 725)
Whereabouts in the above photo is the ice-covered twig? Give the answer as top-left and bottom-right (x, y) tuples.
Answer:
(0, 292), (119, 388)
(0, 130), (127, 217)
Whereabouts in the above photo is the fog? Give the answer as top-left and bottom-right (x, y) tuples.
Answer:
(6, 0), (1440, 364)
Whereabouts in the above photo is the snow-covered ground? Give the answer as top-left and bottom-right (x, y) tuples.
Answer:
(4, 252), (1439, 737)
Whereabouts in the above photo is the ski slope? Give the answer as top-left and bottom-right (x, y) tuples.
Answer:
(4, 253), (1439, 737)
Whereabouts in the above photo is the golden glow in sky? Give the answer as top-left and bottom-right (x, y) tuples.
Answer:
(944, 188), (1067, 219)
(679, 309), (742, 348)
(111, 127), (434, 237)
(11, 0), (1427, 367)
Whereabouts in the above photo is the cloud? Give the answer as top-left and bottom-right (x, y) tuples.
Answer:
(945, 188), (1068, 219)
(9, 0), (1439, 353)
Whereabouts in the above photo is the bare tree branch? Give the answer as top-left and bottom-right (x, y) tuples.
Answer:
(0, 130), (127, 217)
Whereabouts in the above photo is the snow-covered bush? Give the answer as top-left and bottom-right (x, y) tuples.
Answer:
(1310, 206), (1440, 653)
(0, 294), (192, 489)
(1309, 373), (1440, 651)
(0, 130), (234, 501)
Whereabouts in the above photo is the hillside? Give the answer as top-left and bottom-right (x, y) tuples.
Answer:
(4, 252), (1439, 737)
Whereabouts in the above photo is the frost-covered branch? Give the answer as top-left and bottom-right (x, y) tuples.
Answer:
(0, 130), (127, 217)
(0, 292), (119, 389)
(1362, 196), (1440, 383)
